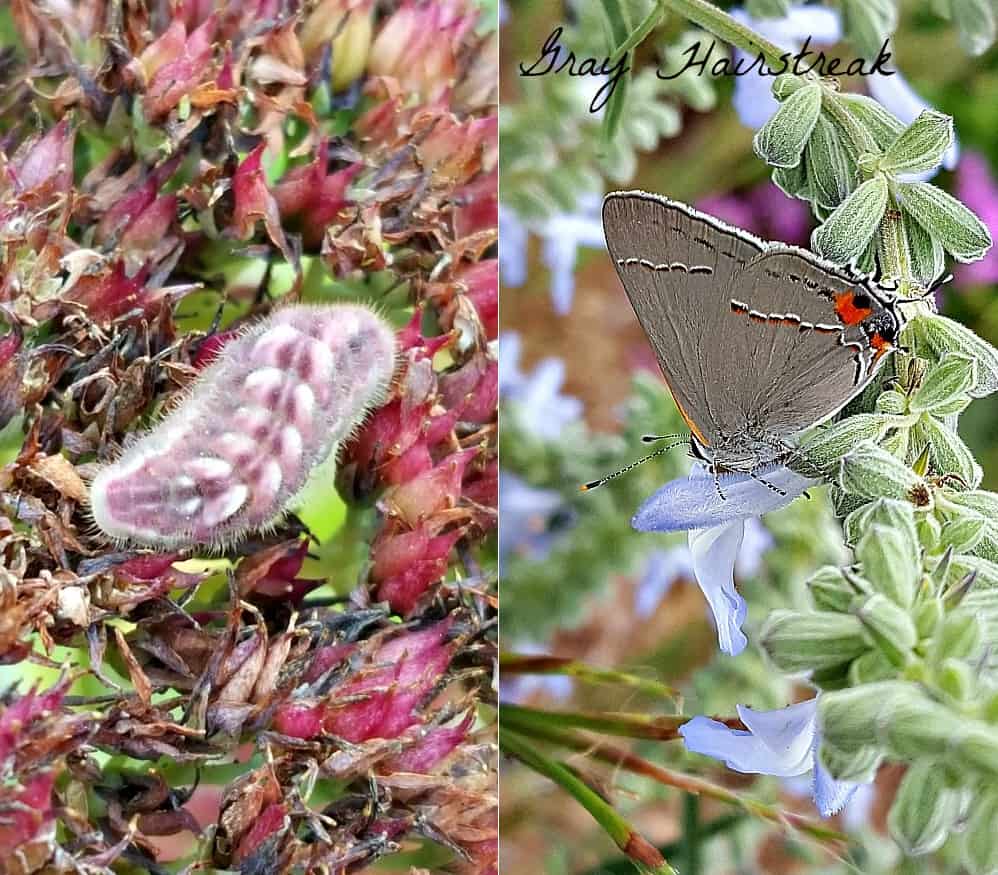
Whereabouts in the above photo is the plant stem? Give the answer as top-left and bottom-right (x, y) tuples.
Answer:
(501, 702), (744, 740)
(502, 708), (848, 845)
(682, 793), (702, 875)
(658, 0), (792, 71)
(500, 727), (677, 873)
(499, 651), (681, 702)
(579, 814), (745, 875)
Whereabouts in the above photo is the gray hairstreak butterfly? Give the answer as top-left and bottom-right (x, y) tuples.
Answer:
(584, 190), (904, 494)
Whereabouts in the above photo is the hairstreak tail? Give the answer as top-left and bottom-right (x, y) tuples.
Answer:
(588, 190), (904, 494)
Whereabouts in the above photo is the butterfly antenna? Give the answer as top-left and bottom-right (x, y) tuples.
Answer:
(580, 439), (687, 492)
(641, 432), (687, 444)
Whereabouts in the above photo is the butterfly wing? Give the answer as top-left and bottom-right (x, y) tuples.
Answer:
(602, 191), (766, 449)
(704, 248), (893, 439)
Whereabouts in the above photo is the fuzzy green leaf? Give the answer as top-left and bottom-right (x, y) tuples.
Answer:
(812, 175), (889, 265)
(900, 181), (992, 262)
(880, 110), (954, 175)
(753, 83), (822, 169)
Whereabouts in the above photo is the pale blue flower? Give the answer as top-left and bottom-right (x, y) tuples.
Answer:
(868, 71), (959, 174)
(499, 204), (528, 288)
(633, 465), (814, 654)
(499, 470), (566, 568)
(498, 197), (605, 313)
(635, 546), (694, 617)
(730, 5), (842, 130)
(680, 697), (865, 817)
(499, 332), (583, 440)
(540, 195), (606, 314)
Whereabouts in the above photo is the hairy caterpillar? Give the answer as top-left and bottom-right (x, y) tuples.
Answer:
(90, 304), (396, 550)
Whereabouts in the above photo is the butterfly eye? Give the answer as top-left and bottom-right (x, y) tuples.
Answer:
(851, 292), (871, 310)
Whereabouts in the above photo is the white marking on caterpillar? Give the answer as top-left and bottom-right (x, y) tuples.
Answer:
(89, 303), (397, 550)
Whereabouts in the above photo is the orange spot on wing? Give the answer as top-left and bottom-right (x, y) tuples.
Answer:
(870, 332), (893, 361)
(834, 291), (873, 326)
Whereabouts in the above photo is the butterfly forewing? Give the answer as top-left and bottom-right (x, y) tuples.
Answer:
(602, 191), (765, 448)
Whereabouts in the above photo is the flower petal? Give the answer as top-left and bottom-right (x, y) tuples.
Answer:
(499, 205), (528, 287)
(632, 465), (813, 533)
(689, 521), (748, 655)
(812, 747), (861, 817)
(736, 700), (817, 772)
(680, 716), (789, 775)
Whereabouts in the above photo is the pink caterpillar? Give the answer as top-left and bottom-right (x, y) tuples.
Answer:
(90, 304), (396, 550)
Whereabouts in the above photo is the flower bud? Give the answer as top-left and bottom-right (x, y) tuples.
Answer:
(849, 648), (896, 684)
(820, 682), (910, 753)
(917, 512), (942, 551)
(886, 693), (967, 760)
(957, 726), (998, 777)
(837, 93), (904, 150)
(855, 593), (917, 667)
(839, 440), (926, 504)
(843, 497), (917, 549)
(963, 788), (998, 875)
(937, 658), (976, 702)
(940, 512), (987, 554)
(806, 115), (855, 210)
(807, 565), (866, 613)
(934, 608), (983, 662)
(915, 597), (944, 638)
(856, 523), (918, 607)
(797, 414), (894, 477)
(760, 610), (869, 673)
(818, 741), (884, 783)
(888, 761), (961, 856)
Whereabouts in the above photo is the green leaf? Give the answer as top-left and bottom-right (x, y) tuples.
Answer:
(599, 0), (633, 147)
(963, 788), (998, 875)
(888, 761), (961, 856)
(909, 353), (976, 413)
(917, 416), (983, 489)
(811, 175), (889, 265)
(837, 93), (905, 150)
(905, 205), (947, 286)
(806, 115), (855, 209)
(753, 83), (822, 169)
(907, 314), (998, 398)
(950, 0), (997, 56)
(879, 110), (954, 176)
(899, 181), (992, 262)
(745, 0), (792, 17)
(839, 0), (898, 59)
